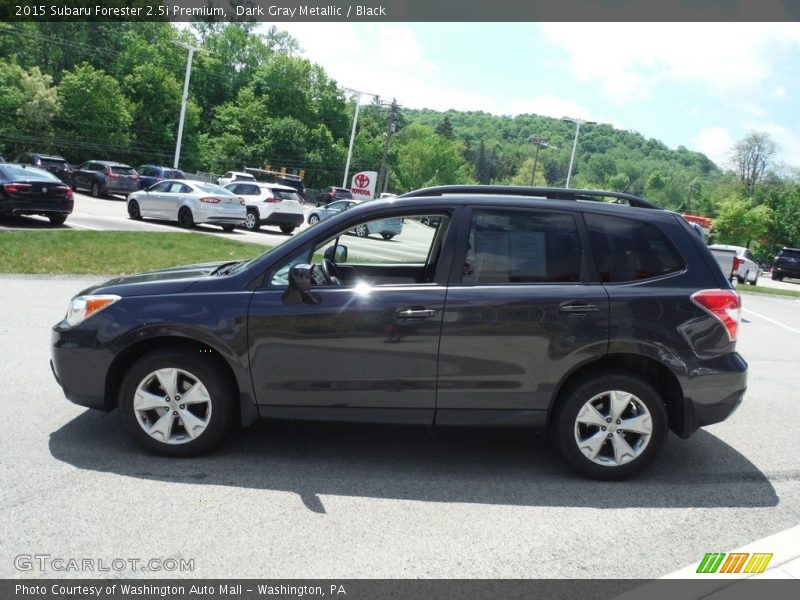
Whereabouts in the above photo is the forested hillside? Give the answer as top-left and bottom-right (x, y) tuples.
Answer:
(1, 22), (798, 259)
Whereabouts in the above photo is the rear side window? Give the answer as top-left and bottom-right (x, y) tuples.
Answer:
(585, 213), (684, 282)
(463, 209), (583, 284)
(165, 170), (184, 179)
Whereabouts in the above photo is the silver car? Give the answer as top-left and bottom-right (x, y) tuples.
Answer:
(308, 199), (403, 240)
(127, 179), (246, 231)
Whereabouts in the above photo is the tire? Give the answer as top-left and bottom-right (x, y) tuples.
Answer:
(48, 214), (67, 226)
(771, 272), (782, 281)
(308, 214), (320, 226)
(127, 200), (142, 220)
(118, 350), (235, 457)
(551, 372), (668, 480)
(355, 223), (369, 238)
(178, 206), (194, 228)
(91, 182), (101, 198)
(381, 233), (394, 240)
(750, 271), (759, 285)
(736, 273), (745, 284)
(244, 209), (260, 231)
(221, 225), (235, 232)
(279, 225), (295, 234)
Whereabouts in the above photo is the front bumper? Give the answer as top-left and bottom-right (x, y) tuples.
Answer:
(51, 325), (113, 411)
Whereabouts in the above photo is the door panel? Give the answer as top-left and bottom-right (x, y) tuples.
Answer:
(248, 285), (446, 420)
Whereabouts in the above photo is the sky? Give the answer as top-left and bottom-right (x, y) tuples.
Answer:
(273, 22), (800, 170)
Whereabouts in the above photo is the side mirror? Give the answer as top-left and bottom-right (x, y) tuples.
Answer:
(324, 244), (348, 263)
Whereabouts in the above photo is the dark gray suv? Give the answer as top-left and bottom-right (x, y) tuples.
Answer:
(51, 186), (747, 479)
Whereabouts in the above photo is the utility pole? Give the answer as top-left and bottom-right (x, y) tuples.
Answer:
(377, 99), (398, 194)
(342, 88), (377, 188)
(563, 116), (595, 188)
(527, 135), (556, 186)
(172, 41), (202, 170)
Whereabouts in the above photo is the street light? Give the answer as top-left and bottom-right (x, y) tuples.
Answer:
(527, 135), (557, 186)
(562, 117), (596, 188)
(172, 40), (202, 170)
(342, 88), (377, 188)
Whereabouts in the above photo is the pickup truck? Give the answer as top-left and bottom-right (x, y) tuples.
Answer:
(709, 246), (738, 282)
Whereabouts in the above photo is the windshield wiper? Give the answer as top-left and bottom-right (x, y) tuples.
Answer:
(212, 261), (242, 276)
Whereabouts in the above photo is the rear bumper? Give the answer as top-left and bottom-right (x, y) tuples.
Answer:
(773, 265), (800, 278)
(2, 199), (73, 217)
(263, 212), (304, 226)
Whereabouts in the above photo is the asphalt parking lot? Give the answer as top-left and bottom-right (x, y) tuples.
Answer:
(0, 275), (798, 579)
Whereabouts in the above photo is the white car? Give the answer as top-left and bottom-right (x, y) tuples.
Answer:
(216, 171), (256, 187)
(709, 244), (759, 285)
(127, 179), (246, 231)
(224, 182), (305, 233)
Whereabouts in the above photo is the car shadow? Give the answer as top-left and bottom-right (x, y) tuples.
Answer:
(49, 411), (778, 513)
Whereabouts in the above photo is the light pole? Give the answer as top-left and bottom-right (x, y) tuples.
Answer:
(527, 135), (557, 186)
(173, 40), (202, 170)
(563, 117), (595, 188)
(342, 88), (377, 188)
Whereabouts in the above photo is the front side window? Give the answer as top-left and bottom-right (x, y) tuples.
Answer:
(149, 181), (171, 193)
(462, 209), (583, 285)
(585, 213), (684, 282)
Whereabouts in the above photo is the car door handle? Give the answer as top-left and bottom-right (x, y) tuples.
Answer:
(559, 301), (599, 313)
(395, 307), (437, 319)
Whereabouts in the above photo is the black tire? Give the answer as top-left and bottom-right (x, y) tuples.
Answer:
(178, 206), (194, 228)
(551, 372), (668, 480)
(355, 223), (369, 238)
(308, 214), (320, 226)
(244, 209), (260, 231)
(119, 350), (235, 457)
(221, 225), (235, 232)
(48, 214), (67, 226)
(381, 233), (394, 240)
(772, 272), (782, 281)
(279, 225), (295, 234)
(736, 273), (745, 284)
(127, 200), (142, 220)
(750, 272), (759, 285)
(91, 182), (101, 198)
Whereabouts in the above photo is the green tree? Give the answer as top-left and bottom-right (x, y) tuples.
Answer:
(0, 60), (59, 155)
(393, 123), (474, 190)
(714, 198), (772, 247)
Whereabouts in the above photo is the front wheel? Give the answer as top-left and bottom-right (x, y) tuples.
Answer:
(178, 206), (194, 228)
(354, 223), (368, 238)
(750, 271), (759, 285)
(308, 214), (320, 226)
(551, 372), (668, 480)
(279, 225), (295, 234)
(91, 182), (101, 198)
(771, 272), (782, 281)
(244, 209), (260, 231)
(127, 200), (142, 220)
(119, 351), (235, 456)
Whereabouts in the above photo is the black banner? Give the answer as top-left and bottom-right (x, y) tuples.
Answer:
(2, 0), (800, 22)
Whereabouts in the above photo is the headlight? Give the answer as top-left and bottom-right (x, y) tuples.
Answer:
(66, 294), (120, 326)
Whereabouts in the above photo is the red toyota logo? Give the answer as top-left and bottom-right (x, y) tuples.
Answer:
(355, 173), (370, 188)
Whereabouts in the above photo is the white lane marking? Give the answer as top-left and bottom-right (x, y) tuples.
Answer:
(742, 308), (800, 334)
(65, 221), (101, 231)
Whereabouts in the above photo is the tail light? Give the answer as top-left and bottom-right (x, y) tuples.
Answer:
(64, 188), (74, 200)
(263, 196), (279, 203)
(4, 183), (32, 193)
(200, 197), (220, 204)
(105, 167), (117, 178)
(732, 256), (743, 274)
(691, 289), (741, 342)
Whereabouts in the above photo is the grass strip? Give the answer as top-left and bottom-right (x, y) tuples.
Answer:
(737, 284), (800, 299)
(0, 230), (269, 275)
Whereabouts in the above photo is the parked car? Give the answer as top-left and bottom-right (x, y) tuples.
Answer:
(771, 247), (800, 281)
(137, 165), (186, 189)
(316, 186), (353, 206)
(126, 179), (245, 231)
(51, 185), (747, 480)
(274, 173), (306, 201)
(14, 153), (73, 185)
(308, 199), (401, 239)
(0, 163), (73, 225)
(71, 160), (139, 197)
(307, 199), (359, 225)
(217, 171), (256, 187)
(708, 244), (759, 285)
(223, 182), (304, 233)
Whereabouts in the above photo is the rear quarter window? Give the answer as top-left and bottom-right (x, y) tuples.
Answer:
(585, 213), (685, 283)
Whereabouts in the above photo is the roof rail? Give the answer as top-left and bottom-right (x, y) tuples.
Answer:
(399, 185), (661, 209)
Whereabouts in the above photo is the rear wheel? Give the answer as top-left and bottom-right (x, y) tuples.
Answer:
(279, 225), (295, 234)
(381, 233), (394, 240)
(119, 351), (235, 456)
(355, 223), (369, 238)
(551, 372), (668, 480)
(127, 200), (142, 220)
(48, 214), (67, 226)
(221, 225), (235, 232)
(244, 209), (260, 231)
(178, 206), (194, 228)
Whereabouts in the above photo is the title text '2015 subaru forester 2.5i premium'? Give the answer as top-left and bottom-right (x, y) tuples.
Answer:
(51, 186), (747, 479)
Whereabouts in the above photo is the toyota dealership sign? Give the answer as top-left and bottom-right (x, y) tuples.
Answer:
(351, 171), (378, 199)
